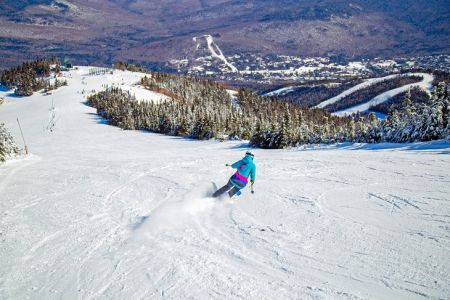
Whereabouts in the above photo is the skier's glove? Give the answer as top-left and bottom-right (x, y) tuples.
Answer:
(250, 180), (255, 185)
(226, 163), (230, 167)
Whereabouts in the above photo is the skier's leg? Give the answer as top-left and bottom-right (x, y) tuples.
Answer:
(228, 187), (241, 198)
(213, 183), (233, 197)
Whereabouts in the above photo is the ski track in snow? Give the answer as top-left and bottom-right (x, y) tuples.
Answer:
(0, 67), (449, 299)
(315, 73), (434, 112)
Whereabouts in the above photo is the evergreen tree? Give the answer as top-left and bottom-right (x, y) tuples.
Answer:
(419, 84), (445, 140)
(1, 58), (61, 96)
(0, 123), (20, 162)
(403, 88), (414, 117)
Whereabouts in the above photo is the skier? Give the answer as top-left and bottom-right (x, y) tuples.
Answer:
(213, 151), (256, 198)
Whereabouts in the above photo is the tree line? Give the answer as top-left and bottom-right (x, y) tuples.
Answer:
(0, 58), (66, 96)
(87, 72), (449, 148)
(87, 72), (370, 148)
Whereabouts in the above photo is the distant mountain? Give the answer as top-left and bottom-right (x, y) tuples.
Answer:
(0, 0), (449, 69)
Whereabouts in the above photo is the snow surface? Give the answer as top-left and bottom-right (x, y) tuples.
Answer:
(76, 67), (169, 103)
(261, 86), (297, 97)
(119, 85), (170, 103)
(347, 62), (368, 71)
(1, 68), (450, 299)
(333, 73), (434, 116)
(315, 73), (433, 109)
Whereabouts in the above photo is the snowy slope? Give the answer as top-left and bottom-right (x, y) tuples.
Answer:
(80, 67), (170, 103)
(315, 73), (433, 109)
(119, 85), (170, 103)
(261, 86), (297, 97)
(0, 68), (450, 299)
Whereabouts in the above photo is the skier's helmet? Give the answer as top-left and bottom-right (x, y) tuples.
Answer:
(245, 151), (254, 159)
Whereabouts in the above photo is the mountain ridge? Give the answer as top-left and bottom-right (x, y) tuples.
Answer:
(0, 0), (449, 69)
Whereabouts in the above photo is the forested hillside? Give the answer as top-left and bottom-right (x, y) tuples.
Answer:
(0, 0), (449, 68)
(0, 58), (66, 96)
(88, 73), (359, 147)
(88, 71), (449, 148)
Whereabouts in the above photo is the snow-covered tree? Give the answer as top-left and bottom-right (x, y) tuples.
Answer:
(376, 82), (450, 142)
(0, 123), (19, 162)
(417, 82), (446, 141)
(1, 58), (61, 96)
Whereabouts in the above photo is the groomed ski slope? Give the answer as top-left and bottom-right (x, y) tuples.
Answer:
(261, 86), (297, 97)
(315, 73), (434, 111)
(1, 67), (449, 300)
(332, 73), (434, 116)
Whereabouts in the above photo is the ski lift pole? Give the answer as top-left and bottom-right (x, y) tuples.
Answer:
(16, 118), (29, 155)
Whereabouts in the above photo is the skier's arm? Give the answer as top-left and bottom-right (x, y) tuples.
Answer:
(250, 165), (256, 182)
(230, 160), (241, 169)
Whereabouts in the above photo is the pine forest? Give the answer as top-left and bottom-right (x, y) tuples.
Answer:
(87, 72), (450, 149)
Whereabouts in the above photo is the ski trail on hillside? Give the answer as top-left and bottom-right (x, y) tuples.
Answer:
(194, 35), (238, 72)
(205, 35), (238, 73)
(315, 74), (401, 108)
(315, 73), (433, 109)
(261, 86), (297, 97)
(193, 36), (200, 51)
(332, 73), (434, 116)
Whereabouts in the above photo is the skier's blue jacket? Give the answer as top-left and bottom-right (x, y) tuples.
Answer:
(229, 155), (256, 189)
